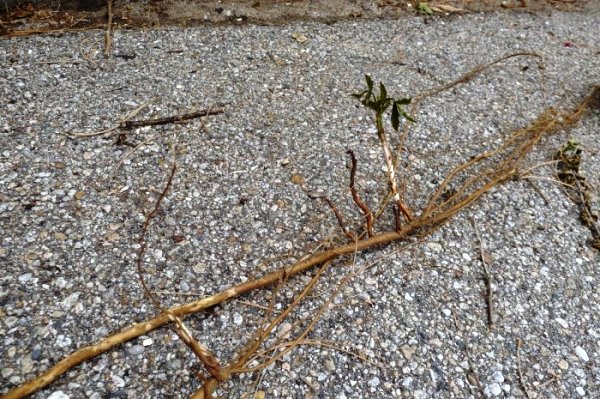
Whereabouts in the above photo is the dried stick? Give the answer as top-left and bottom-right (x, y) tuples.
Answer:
(6, 88), (597, 399)
(414, 52), (543, 102)
(119, 107), (225, 130)
(135, 163), (226, 381)
(472, 221), (494, 331)
(374, 111), (413, 226)
(347, 150), (374, 237)
(303, 188), (356, 242)
(70, 98), (156, 137)
(136, 163), (177, 308)
(516, 338), (533, 399)
(104, 0), (113, 57)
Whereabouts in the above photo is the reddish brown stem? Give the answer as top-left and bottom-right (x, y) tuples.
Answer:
(347, 150), (374, 237)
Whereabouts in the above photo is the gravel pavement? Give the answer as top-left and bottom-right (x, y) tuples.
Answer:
(1, 7), (599, 399)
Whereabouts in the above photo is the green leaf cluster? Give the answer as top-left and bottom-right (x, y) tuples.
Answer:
(352, 75), (415, 130)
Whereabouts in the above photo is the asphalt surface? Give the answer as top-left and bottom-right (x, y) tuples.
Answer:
(1, 6), (599, 399)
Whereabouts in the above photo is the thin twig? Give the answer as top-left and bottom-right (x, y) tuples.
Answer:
(119, 107), (225, 130)
(135, 163), (227, 382)
(303, 188), (356, 242)
(347, 150), (374, 237)
(472, 220), (494, 331)
(516, 338), (533, 399)
(136, 163), (178, 309)
(104, 0), (113, 57)
(70, 98), (156, 137)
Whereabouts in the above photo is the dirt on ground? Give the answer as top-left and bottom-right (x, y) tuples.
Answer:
(0, 0), (593, 37)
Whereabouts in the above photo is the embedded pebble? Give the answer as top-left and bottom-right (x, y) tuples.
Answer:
(558, 359), (569, 370)
(47, 392), (70, 399)
(128, 345), (145, 356)
(491, 371), (504, 383)
(111, 374), (125, 388)
(233, 313), (243, 325)
(484, 383), (502, 396)
(575, 346), (589, 362)
(555, 318), (569, 329)
(367, 376), (380, 387)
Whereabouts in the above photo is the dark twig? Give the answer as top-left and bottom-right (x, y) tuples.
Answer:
(136, 163), (178, 309)
(347, 150), (374, 237)
(516, 338), (533, 399)
(473, 220), (494, 331)
(120, 107), (225, 130)
(452, 309), (485, 398)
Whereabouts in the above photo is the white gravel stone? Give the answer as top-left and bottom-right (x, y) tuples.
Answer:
(484, 383), (502, 396)
(491, 371), (504, 383)
(233, 313), (243, 325)
(111, 374), (125, 388)
(47, 391), (70, 399)
(367, 376), (380, 387)
(555, 318), (569, 329)
(575, 346), (589, 362)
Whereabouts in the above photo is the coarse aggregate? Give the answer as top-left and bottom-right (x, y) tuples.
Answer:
(1, 7), (599, 399)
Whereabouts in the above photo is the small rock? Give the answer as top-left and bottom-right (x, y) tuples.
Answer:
(442, 308), (452, 317)
(555, 318), (569, 329)
(18, 273), (32, 283)
(317, 372), (327, 382)
(367, 376), (380, 387)
(233, 313), (243, 325)
(575, 346), (589, 362)
(111, 374), (125, 388)
(277, 323), (292, 339)
(429, 338), (443, 347)
(491, 370), (504, 383)
(324, 358), (335, 372)
(128, 345), (145, 356)
(414, 390), (427, 399)
(142, 338), (153, 346)
(55, 335), (72, 348)
(402, 376), (413, 387)
(576, 386), (585, 396)
(4, 316), (18, 328)
(20, 354), (33, 373)
(47, 392), (70, 399)
(484, 382), (502, 396)
(426, 242), (442, 252)
(1, 368), (14, 378)
(401, 345), (416, 360)
(558, 360), (569, 370)
(31, 349), (42, 360)
(169, 358), (182, 370)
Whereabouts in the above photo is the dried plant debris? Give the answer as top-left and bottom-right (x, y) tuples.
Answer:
(554, 139), (600, 249)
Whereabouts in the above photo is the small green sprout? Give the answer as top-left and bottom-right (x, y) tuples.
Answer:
(352, 75), (415, 132)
